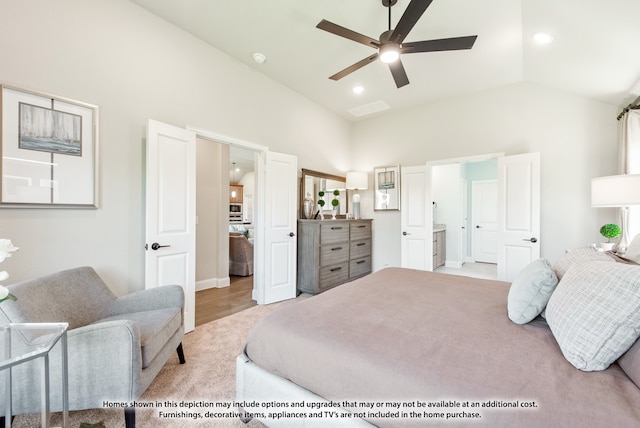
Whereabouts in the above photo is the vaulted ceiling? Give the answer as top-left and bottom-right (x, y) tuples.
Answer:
(131, 0), (640, 121)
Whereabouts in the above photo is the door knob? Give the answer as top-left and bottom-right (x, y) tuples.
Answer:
(289, 232), (295, 237)
(402, 231), (409, 236)
(150, 242), (171, 250)
(523, 237), (538, 243)
(476, 225), (481, 229)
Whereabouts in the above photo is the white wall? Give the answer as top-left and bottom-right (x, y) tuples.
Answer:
(0, 0), (351, 293)
(195, 139), (229, 290)
(353, 82), (619, 271)
(432, 163), (462, 265)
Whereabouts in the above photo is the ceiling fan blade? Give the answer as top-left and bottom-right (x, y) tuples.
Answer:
(388, 58), (410, 88)
(329, 53), (379, 81)
(316, 19), (380, 49)
(401, 35), (478, 54)
(389, 0), (434, 44)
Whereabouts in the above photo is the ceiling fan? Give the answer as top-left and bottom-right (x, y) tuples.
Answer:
(316, 0), (477, 88)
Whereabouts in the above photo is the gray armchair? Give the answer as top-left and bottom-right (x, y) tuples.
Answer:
(229, 232), (254, 276)
(0, 266), (185, 428)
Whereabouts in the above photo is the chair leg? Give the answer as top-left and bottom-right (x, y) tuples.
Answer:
(125, 407), (136, 428)
(176, 343), (186, 364)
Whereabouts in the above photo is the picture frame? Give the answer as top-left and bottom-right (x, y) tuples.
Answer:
(0, 84), (99, 208)
(374, 165), (400, 211)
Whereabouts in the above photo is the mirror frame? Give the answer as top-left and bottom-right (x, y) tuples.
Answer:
(300, 168), (346, 219)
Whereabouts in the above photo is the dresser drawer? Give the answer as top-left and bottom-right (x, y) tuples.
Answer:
(350, 221), (371, 241)
(319, 262), (349, 290)
(350, 239), (371, 260)
(350, 256), (371, 279)
(320, 223), (349, 244)
(320, 243), (349, 266)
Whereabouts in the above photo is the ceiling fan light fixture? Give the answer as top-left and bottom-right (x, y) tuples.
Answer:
(379, 44), (400, 63)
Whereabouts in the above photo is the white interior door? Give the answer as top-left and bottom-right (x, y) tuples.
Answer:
(472, 180), (498, 263)
(497, 152), (541, 281)
(260, 151), (297, 304)
(145, 119), (196, 333)
(401, 165), (432, 270)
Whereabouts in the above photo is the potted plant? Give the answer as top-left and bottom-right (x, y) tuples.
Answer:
(599, 223), (621, 251)
(318, 191), (326, 220)
(331, 189), (340, 219)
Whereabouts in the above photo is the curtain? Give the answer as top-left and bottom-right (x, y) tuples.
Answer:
(620, 109), (640, 240)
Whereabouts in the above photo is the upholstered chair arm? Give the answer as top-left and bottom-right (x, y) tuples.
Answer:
(109, 285), (184, 316)
(4, 320), (144, 415)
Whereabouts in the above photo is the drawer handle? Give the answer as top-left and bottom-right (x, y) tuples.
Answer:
(331, 247), (343, 251)
(357, 225), (366, 228)
(357, 260), (366, 264)
(330, 267), (342, 272)
(356, 243), (366, 247)
(331, 227), (343, 230)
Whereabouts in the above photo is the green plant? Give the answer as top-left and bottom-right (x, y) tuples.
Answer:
(600, 224), (621, 242)
(331, 189), (340, 207)
(318, 191), (325, 208)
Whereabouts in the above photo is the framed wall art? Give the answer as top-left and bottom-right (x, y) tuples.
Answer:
(0, 84), (98, 208)
(374, 165), (400, 211)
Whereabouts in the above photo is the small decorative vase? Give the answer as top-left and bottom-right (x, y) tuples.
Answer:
(331, 207), (337, 220)
(318, 204), (324, 220)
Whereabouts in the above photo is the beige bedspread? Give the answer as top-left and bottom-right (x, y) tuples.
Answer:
(244, 267), (640, 427)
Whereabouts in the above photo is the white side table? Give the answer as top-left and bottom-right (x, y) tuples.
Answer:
(0, 323), (69, 428)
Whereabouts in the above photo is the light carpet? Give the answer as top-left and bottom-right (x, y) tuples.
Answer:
(13, 296), (303, 428)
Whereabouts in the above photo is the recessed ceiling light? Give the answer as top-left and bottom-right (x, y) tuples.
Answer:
(533, 33), (554, 44)
(352, 86), (364, 94)
(252, 52), (266, 64)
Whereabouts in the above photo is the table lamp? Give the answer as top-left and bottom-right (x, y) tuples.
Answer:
(346, 172), (368, 220)
(591, 174), (640, 254)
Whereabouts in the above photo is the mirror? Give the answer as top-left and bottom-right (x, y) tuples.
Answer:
(300, 169), (348, 219)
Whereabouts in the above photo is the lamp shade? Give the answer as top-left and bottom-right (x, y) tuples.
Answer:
(346, 172), (368, 190)
(591, 174), (640, 207)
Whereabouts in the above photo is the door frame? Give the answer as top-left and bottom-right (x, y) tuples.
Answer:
(424, 152), (505, 271)
(187, 126), (269, 303)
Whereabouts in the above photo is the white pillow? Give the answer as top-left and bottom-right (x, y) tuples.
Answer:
(546, 261), (640, 371)
(507, 258), (558, 324)
(626, 233), (640, 264)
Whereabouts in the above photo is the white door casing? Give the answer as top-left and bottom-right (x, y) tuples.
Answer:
(145, 119), (196, 333)
(401, 165), (432, 270)
(460, 178), (469, 263)
(497, 152), (541, 281)
(472, 180), (498, 263)
(260, 151), (298, 304)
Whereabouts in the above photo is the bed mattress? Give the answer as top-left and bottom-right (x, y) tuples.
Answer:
(244, 267), (640, 427)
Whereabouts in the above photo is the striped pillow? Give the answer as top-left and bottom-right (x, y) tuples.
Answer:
(546, 261), (640, 371)
(552, 245), (613, 280)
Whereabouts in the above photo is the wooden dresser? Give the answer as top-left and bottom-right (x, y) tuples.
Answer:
(297, 219), (372, 294)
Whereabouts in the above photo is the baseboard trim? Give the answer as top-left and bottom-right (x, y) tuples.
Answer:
(196, 277), (230, 291)
(445, 260), (464, 269)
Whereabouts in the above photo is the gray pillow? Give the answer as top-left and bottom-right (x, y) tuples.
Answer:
(507, 258), (558, 324)
(552, 245), (613, 279)
(546, 261), (640, 371)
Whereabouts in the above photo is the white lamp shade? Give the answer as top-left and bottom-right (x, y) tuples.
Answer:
(346, 172), (368, 190)
(591, 174), (640, 207)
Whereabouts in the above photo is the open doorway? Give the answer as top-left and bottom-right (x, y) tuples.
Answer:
(194, 140), (257, 326)
(431, 158), (498, 280)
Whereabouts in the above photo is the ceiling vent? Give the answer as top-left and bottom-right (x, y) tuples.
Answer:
(348, 100), (390, 117)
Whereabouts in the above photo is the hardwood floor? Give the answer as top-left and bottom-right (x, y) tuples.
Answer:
(195, 275), (256, 326)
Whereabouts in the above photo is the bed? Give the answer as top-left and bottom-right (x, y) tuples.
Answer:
(237, 249), (640, 427)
